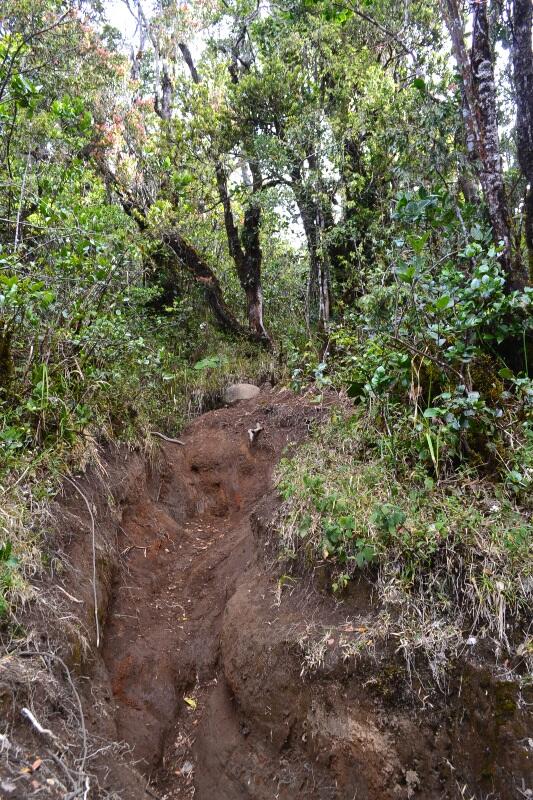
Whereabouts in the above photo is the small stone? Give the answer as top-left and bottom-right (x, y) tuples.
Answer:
(406, 769), (420, 798)
(222, 383), (260, 405)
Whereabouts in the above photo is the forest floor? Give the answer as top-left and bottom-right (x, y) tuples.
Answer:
(1, 386), (531, 799)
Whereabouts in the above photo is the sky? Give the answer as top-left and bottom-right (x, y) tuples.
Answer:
(105, 0), (145, 47)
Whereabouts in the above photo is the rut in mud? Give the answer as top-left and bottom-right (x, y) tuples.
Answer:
(99, 387), (326, 798)
(50, 386), (530, 800)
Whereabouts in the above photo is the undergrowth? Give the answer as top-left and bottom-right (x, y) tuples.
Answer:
(0, 319), (277, 621)
(275, 408), (533, 678)
(276, 228), (532, 679)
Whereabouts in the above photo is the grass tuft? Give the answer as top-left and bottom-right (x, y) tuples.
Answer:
(274, 408), (533, 680)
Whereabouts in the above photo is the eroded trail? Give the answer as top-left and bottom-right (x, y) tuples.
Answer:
(2, 388), (527, 800)
(101, 388), (322, 797)
(93, 387), (531, 800)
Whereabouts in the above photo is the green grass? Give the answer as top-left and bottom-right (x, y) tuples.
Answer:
(274, 408), (533, 677)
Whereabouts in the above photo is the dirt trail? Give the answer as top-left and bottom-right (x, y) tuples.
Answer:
(1, 386), (529, 798)
(93, 389), (533, 800)
(50, 385), (530, 800)
(100, 387), (324, 797)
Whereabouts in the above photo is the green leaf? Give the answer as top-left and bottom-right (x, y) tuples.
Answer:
(498, 367), (514, 380)
(0, 541), (13, 562)
(339, 515), (355, 531)
(435, 295), (451, 310)
(398, 265), (416, 282)
(407, 232), (429, 254)
(193, 355), (226, 370)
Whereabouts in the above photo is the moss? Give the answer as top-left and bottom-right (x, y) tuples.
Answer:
(469, 352), (503, 404)
(493, 682), (517, 724)
(476, 680), (519, 784)
(366, 662), (404, 703)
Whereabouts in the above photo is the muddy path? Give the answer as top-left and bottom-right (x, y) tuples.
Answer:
(99, 388), (326, 797)
(35, 385), (530, 800)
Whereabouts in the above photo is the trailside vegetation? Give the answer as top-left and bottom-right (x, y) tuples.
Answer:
(0, 0), (531, 672)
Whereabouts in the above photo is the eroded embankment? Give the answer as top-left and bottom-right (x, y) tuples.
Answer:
(3, 387), (531, 799)
(99, 388), (327, 794)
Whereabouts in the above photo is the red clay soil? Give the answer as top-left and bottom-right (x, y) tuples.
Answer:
(98, 386), (531, 800)
(5, 386), (530, 799)
(100, 387), (331, 796)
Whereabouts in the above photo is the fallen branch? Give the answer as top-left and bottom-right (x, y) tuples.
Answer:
(121, 544), (148, 558)
(56, 585), (83, 605)
(21, 707), (57, 740)
(248, 422), (264, 444)
(151, 431), (185, 445)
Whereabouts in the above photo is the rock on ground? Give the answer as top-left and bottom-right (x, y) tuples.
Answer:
(222, 383), (260, 404)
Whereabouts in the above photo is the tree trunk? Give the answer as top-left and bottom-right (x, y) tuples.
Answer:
(441, 0), (525, 289)
(299, 197), (331, 330)
(327, 135), (381, 305)
(245, 284), (265, 334)
(157, 63), (172, 121)
(180, 42), (270, 341)
(511, 0), (533, 279)
(163, 231), (261, 339)
(242, 194), (269, 339)
(178, 42), (200, 85)
(470, 4), (515, 280)
(316, 202), (331, 327)
(292, 169), (331, 330)
(215, 163), (271, 343)
(92, 158), (257, 340)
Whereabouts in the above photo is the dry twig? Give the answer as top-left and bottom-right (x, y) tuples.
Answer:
(62, 477), (100, 648)
(151, 431), (185, 445)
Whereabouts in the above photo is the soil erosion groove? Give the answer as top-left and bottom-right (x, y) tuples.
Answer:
(96, 386), (530, 800)
(101, 387), (324, 798)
